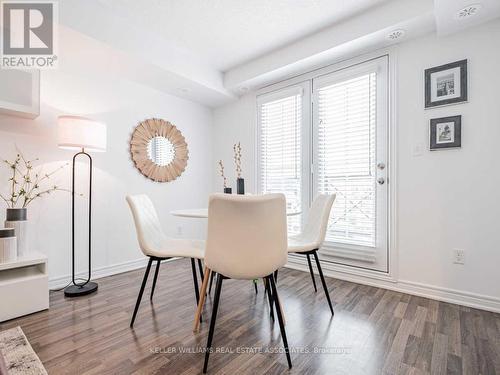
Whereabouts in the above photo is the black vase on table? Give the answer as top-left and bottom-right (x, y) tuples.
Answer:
(236, 178), (245, 195)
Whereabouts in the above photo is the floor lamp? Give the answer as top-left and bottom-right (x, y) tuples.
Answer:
(58, 116), (107, 297)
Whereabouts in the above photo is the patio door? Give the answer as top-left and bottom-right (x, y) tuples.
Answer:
(311, 56), (389, 272)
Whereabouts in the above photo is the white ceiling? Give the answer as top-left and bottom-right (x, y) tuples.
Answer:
(434, 0), (500, 36)
(96, 0), (389, 72)
(58, 0), (500, 107)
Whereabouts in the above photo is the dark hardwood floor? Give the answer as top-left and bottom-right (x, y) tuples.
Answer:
(1, 259), (499, 375)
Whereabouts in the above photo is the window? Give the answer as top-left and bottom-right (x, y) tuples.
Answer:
(257, 87), (305, 234)
(257, 56), (389, 272)
(315, 73), (377, 247)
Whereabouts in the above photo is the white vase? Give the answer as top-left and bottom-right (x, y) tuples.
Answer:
(0, 228), (17, 263)
(5, 220), (28, 257)
(5, 208), (29, 258)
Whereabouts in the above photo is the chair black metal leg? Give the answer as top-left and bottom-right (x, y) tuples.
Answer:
(313, 250), (334, 315)
(150, 259), (161, 301)
(263, 277), (274, 320)
(130, 257), (153, 328)
(269, 274), (292, 369)
(306, 254), (317, 292)
(190, 259), (202, 322)
(274, 269), (278, 283)
(254, 279), (258, 294)
(208, 271), (215, 293)
(203, 274), (223, 374)
(197, 259), (204, 280)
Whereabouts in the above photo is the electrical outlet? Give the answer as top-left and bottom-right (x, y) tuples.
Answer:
(453, 249), (465, 265)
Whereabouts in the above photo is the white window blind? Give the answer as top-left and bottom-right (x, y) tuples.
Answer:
(258, 89), (303, 234)
(316, 73), (376, 247)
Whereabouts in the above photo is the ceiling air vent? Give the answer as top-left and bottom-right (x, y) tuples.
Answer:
(456, 4), (482, 20)
(386, 29), (406, 41)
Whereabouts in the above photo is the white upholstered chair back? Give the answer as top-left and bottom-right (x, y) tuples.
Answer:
(126, 195), (167, 257)
(204, 193), (287, 280)
(301, 194), (336, 248)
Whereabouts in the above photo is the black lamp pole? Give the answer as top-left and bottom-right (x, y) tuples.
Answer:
(64, 148), (98, 297)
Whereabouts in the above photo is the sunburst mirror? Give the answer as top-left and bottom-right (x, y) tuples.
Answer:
(130, 118), (188, 182)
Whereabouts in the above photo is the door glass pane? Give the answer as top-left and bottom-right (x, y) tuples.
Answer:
(317, 73), (376, 247)
(259, 93), (302, 234)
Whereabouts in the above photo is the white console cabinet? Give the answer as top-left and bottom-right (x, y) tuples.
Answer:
(0, 69), (40, 119)
(0, 252), (48, 322)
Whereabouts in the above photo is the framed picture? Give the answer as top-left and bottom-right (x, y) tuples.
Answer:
(430, 115), (461, 150)
(425, 59), (467, 108)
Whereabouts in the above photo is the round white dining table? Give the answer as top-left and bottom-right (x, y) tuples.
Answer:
(170, 209), (210, 218)
(171, 208), (301, 218)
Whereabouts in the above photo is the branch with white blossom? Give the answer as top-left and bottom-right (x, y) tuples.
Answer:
(218, 160), (228, 189)
(233, 142), (242, 178)
(1, 149), (70, 209)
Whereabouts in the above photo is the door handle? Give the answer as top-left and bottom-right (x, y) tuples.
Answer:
(377, 177), (385, 185)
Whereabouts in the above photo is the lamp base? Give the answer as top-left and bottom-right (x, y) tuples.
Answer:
(64, 281), (98, 297)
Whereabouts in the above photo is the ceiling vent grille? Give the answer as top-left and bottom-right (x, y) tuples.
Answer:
(456, 4), (482, 20)
(386, 29), (406, 41)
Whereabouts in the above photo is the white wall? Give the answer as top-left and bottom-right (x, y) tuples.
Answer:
(212, 94), (256, 193)
(0, 70), (213, 284)
(213, 19), (500, 311)
(396, 19), (500, 300)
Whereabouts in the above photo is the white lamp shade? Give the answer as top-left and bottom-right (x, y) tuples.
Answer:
(58, 115), (107, 152)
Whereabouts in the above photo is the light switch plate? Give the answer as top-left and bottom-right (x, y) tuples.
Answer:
(412, 143), (424, 157)
(453, 249), (465, 265)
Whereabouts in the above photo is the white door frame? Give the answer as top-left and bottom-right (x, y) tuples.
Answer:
(256, 48), (398, 282)
(311, 56), (388, 272)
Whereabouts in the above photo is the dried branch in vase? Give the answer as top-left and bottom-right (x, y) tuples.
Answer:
(233, 142), (242, 178)
(0, 148), (70, 209)
(218, 160), (228, 189)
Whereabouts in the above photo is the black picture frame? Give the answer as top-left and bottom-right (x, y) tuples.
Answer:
(425, 59), (468, 108)
(430, 115), (462, 150)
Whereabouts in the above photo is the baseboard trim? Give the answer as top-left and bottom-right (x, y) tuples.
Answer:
(286, 257), (500, 314)
(49, 257), (179, 289)
(49, 256), (500, 313)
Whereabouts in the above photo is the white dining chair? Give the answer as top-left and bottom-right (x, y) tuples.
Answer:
(202, 193), (291, 373)
(126, 195), (205, 328)
(285, 194), (336, 315)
